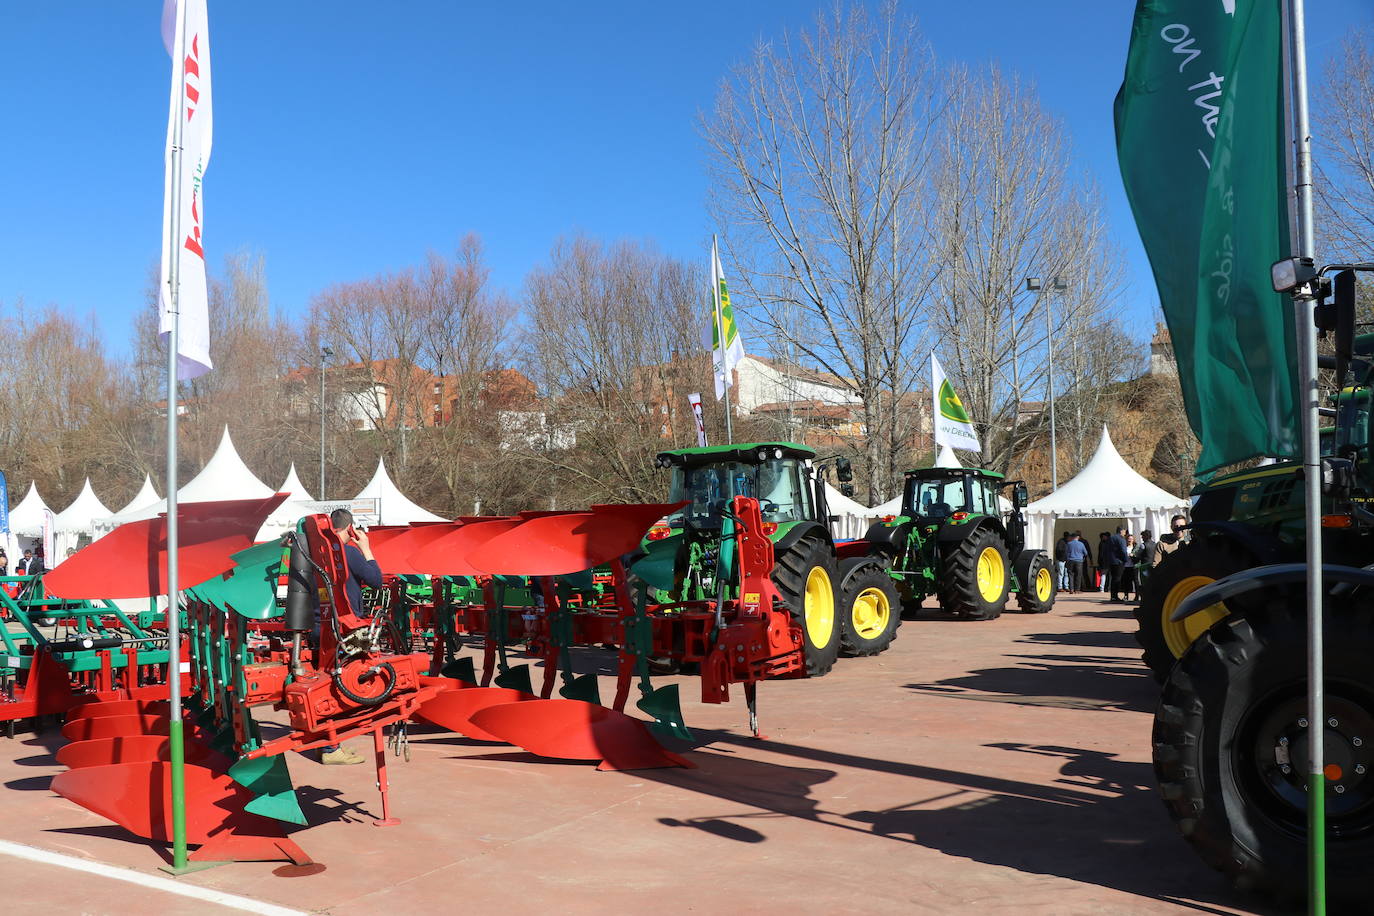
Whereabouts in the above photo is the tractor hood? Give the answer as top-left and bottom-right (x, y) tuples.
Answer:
(656, 442), (815, 468)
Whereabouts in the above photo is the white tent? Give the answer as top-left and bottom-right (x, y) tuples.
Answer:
(6, 482), (50, 560)
(1023, 425), (1188, 552)
(102, 428), (274, 527)
(116, 475), (161, 517)
(258, 464), (317, 541)
(353, 458), (445, 524)
(823, 483), (875, 539)
(53, 478), (112, 561)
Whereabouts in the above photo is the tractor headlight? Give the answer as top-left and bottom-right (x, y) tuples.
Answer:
(757, 448), (769, 461)
(773, 447), (783, 459)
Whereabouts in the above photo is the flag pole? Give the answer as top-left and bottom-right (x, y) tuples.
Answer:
(713, 235), (734, 444)
(163, 0), (189, 874)
(1284, 0), (1325, 909)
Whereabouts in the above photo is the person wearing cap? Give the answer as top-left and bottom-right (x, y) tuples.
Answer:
(1152, 514), (1189, 567)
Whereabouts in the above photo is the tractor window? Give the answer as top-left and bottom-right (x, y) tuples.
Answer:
(966, 479), (989, 515)
(905, 476), (968, 519)
(667, 459), (810, 528)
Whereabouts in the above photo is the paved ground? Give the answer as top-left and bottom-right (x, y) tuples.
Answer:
(0, 592), (1280, 915)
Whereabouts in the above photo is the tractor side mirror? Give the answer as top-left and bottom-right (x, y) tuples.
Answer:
(836, 457), (853, 483)
(1013, 483), (1028, 507)
(840, 483), (855, 499)
(1332, 269), (1357, 387)
(1322, 456), (1355, 499)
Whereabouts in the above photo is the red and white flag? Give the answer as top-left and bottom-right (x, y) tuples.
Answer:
(159, 0), (213, 378)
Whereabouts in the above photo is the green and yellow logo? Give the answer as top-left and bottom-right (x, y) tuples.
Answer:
(938, 379), (971, 423)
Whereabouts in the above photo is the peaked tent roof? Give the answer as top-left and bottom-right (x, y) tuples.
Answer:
(277, 464), (314, 503)
(117, 475), (161, 516)
(9, 482), (51, 537)
(53, 478), (112, 534)
(935, 445), (961, 468)
(105, 428), (275, 524)
(1025, 425), (1187, 516)
(354, 457), (445, 524)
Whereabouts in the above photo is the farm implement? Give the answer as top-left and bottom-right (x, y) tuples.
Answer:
(31, 489), (818, 866)
(0, 575), (182, 731)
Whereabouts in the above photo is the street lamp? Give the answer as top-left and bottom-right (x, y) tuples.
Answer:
(1026, 276), (1066, 490)
(319, 346), (333, 500)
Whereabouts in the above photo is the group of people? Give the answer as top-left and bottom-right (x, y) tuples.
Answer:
(1053, 514), (1189, 603)
(0, 547), (43, 577)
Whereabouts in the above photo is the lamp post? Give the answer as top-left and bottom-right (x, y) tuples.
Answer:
(1025, 276), (1066, 490)
(319, 346), (333, 500)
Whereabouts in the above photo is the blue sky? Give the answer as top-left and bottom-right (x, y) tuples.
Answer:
(2, 1), (1370, 359)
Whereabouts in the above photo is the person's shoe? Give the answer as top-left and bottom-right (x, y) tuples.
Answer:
(321, 745), (365, 765)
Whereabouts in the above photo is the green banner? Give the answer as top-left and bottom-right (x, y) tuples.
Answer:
(1115, 1), (1297, 474)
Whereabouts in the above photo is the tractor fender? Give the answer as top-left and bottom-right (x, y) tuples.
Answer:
(773, 520), (834, 556)
(1187, 521), (1287, 565)
(935, 515), (1006, 545)
(1171, 562), (1374, 621)
(837, 555), (889, 592)
(861, 518), (912, 556)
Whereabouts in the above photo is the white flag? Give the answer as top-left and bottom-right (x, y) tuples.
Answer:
(710, 238), (744, 399)
(931, 353), (980, 451)
(159, 0), (213, 379)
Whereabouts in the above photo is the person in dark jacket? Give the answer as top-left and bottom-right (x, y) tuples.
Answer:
(1054, 532), (1070, 590)
(1109, 526), (1130, 602)
(318, 508), (383, 766)
(1096, 532), (1112, 592)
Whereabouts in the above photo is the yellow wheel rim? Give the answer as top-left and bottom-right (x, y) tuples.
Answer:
(850, 586), (891, 640)
(1161, 575), (1228, 657)
(804, 566), (835, 648)
(1034, 566), (1053, 602)
(976, 546), (1005, 603)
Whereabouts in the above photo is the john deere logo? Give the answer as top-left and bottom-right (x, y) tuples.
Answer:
(939, 380), (971, 423)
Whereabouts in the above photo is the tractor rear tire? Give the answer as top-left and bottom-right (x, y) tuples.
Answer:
(1135, 537), (1252, 682)
(837, 558), (901, 657)
(772, 535), (841, 677)
(938, 526), (1009, 620)
(1154, 603), (1374, 906)
(1013, 549), (1056, 613)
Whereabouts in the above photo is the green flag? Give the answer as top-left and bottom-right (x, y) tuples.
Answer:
(1115, 1), (1297, 473)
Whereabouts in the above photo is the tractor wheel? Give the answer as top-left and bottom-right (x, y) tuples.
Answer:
(938, 527), (1009, 620)
(837, 557), (901, 657)
(772, 535), (841, 676)
(1013, 549), (1056, 614)
(1135, 538), (1252, 682)
(1154, 603), (1374, 906)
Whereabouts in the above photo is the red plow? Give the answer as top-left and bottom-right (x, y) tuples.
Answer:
(33, 493), (811, 866)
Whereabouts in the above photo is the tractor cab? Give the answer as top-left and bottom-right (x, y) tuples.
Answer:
(657, 442), (822, 531)
(901, 467), (1006, 523)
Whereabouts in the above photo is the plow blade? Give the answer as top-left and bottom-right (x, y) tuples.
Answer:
(369, 522), (460, 576)
(67, 699), (169, 723)
(409, 518), (522, 576)
(62, 714), (171, 743)
(469, 699), (692, 771)
(44, 495), (289, 600)
(57, 735), (222, 771)
(51, 761), (310, 865)
(414, 685), (540, 742)
(467, 503), (686, 576)
(230, 754), (308, 826)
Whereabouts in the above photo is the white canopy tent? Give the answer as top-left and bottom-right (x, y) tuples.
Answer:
(6, 482), (51, 561)
(1023, 425), (1188, 553)
(52, 478), (113, 562)
(352, 458), (446, 525)
(99, 428), (275, 529)
(258, 464), (317, 541)
(116, 475), (161, 517)
(823, 483), (875, 540)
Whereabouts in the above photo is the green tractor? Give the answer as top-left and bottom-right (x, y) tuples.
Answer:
(1142, 262), (1374, 903)
(858, 466), (1055, 619)
(642, 442), (901, 675)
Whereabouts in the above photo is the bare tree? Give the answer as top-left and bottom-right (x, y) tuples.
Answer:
(703, 1), (944, 502)
(929, 65), (1130, 477)
(523, 235), (707, 505)
(1316, 29), (1374, 260)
